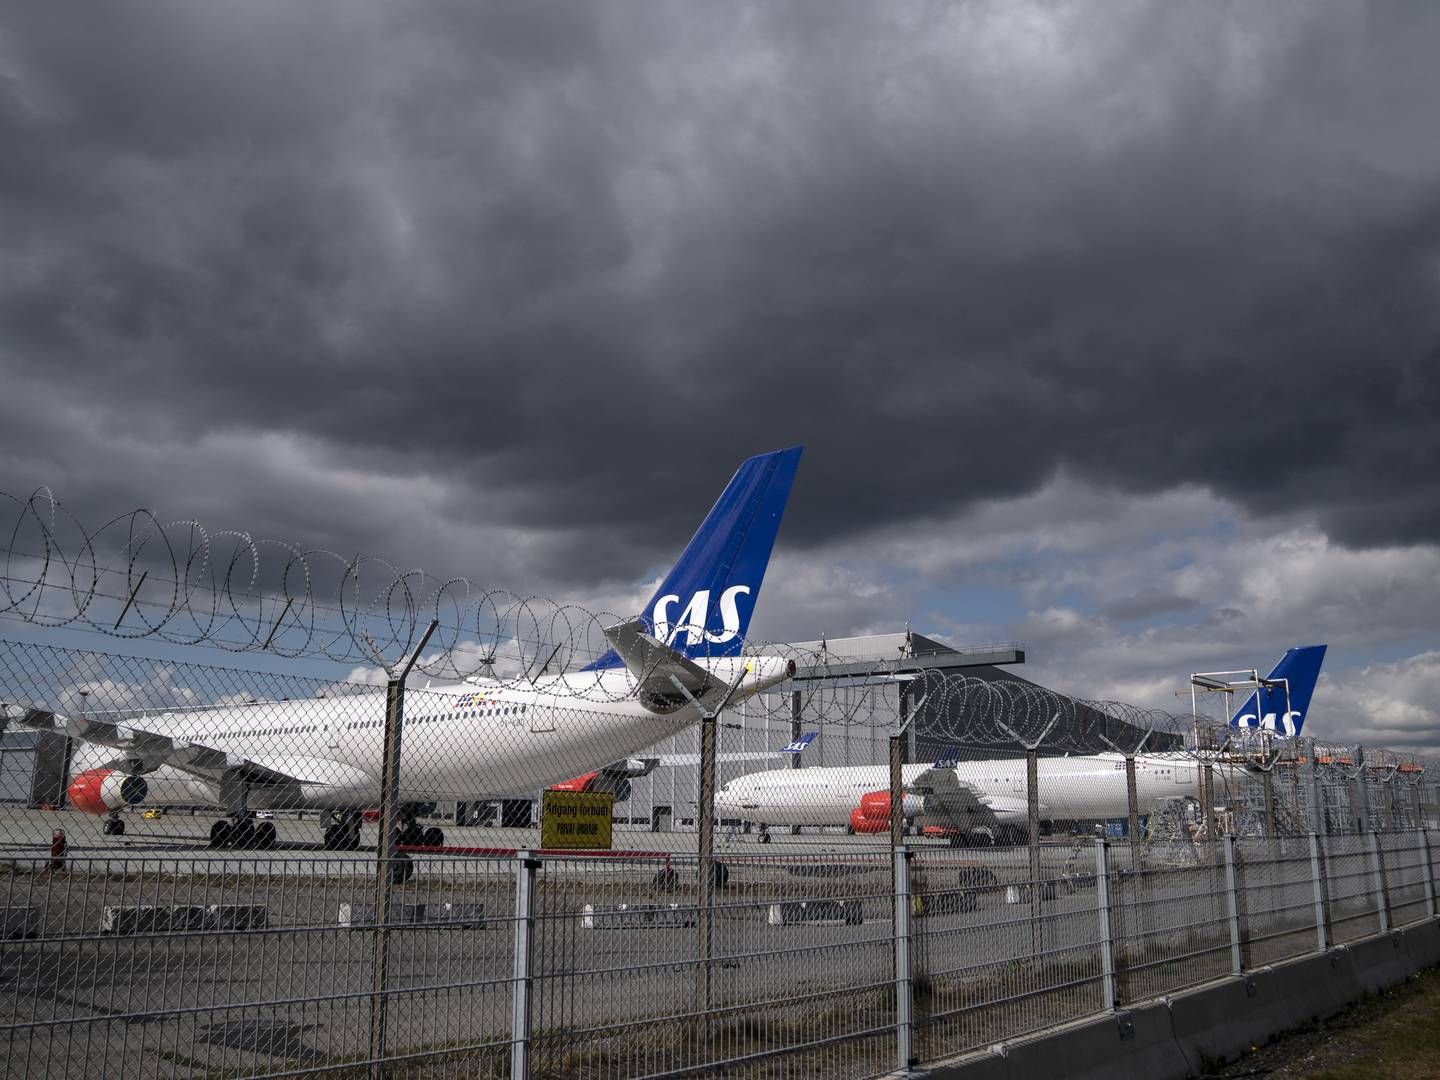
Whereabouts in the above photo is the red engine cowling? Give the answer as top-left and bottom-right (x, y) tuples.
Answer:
(851, 790), (923, 832)
(67, 769), (149, 815)
(849, 807), (890, 833)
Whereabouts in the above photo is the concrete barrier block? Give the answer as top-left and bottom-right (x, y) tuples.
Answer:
(1400, 919), (1440, 969)
(766, 899), (864, 926)
(988, 1003), (1184, 1080)
(581, 903), (695, 929)
(101, 905), (209, 934)
(918, 1045), (1010, 1080)
(1346, 932), (1409, 995)
(1249, 953), (1357, 1033)
(1, 905), (41, 939)
(337, 902), (427, 928)
(919, 890), (979, 916)
(430, 902), (485, 928)
(207, 904), (269, 931)
(1168, 975), (1286, 1073)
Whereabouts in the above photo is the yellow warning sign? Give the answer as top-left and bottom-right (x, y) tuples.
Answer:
(540, 790), (614, 850)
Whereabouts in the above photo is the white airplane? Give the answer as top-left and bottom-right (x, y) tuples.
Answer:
(716, 645), (1327, 844)
(1, 447), (805, 851)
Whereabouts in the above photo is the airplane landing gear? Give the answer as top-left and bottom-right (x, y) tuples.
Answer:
(322, 810), (362, 852)
(208, 813), (277, 850)
(757, 824), (772, 844)
(101, 812), (125, 836)
(395, 806), (444, 848)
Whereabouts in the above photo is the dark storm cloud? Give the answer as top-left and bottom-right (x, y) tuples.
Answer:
(2, 2), (1439, 589)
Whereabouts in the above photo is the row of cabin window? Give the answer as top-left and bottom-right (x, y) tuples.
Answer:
(339, 704), (529, 731)
(224, 725), (320, 739)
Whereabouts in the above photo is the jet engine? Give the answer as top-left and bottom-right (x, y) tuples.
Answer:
(67, 768), (149, 815)
(848, 790), (921, 833)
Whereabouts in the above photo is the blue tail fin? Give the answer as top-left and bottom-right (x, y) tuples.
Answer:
(1230, 645), (1327, 737)
(780, 731), (817, 754)
(586, 447), (803, 670)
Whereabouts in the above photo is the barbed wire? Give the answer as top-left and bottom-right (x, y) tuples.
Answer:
(3, 489), (1433, 771)
(0, 487), (687, 675)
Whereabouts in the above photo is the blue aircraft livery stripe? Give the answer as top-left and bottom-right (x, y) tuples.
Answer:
(1228, 644), (1327, 737)
(584, 446), (803, 670)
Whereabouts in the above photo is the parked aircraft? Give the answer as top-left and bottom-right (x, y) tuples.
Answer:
(715, 645), (1327, 844)
(2, 447), (804, 850)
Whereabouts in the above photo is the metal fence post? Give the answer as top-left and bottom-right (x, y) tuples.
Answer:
(1308, 833), (1330, 952)
(890, 682), (911, 848)
(511, 851), (537, 1080)
(1354, 746), (1370, 833)
(1422, 830), (1437, 919)
(1095, 839), (1117, 1009)
(1222, 834), (1243, 975)
(1261, 769), (1277, 838)
(1367, 831), (1390, 933)
(894, 846), (914, 1075)
(1204, 763), (1218, 842)
(368, 676), (405, 1076)
(889, 732), (905, 849)
(696, 711), (718, 1024)
(1124, 756), (1140, 862)
(1027, 747), (1042, 958)
(1309, 748), (1327, 835)
(368, 620), (437, 1077)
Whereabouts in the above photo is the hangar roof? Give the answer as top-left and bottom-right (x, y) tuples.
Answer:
(786, 631), (1025, 682)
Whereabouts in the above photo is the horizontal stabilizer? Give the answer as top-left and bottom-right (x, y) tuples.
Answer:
(601, 619), (717, 712)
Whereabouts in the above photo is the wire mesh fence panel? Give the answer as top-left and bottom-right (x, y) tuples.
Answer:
(908, 844), (1105, 1063)
(1379, 832), (1429, 930)
(1109, 843), (1231, 1002)
(706, 852), (898, 1079)
(4, 622), (1440, 1079)
(0, 852), (518, 1080)
(1234, 837), (1321, 968)
(1321, 834), (1380, 945)
(526, 851), (898, 1080)
(1430, 830), (1440, 903)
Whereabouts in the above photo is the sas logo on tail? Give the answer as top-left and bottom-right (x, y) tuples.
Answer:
(1233, 710), (1304, 737)
(653, 585), (751, 648)
(781, 732), (817, 754)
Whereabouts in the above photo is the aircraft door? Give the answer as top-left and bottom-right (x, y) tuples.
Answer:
(528, 699), (555, 734)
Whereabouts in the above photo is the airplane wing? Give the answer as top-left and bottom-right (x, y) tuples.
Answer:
(905, 766), (1035, 832)
(601, 619), (719, 711)
(0, 703), (355, 794)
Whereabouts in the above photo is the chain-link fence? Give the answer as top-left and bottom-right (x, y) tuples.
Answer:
(1, 629), (1437, 1078)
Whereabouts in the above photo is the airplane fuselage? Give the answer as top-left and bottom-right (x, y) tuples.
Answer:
(73, 659), (793, 813)
(715, 752), (1206, 828)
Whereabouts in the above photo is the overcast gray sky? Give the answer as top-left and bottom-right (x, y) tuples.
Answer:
(2, 2), (1438, 748)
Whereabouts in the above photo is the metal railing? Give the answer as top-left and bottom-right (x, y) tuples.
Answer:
(4, 830), (1436, 1077)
